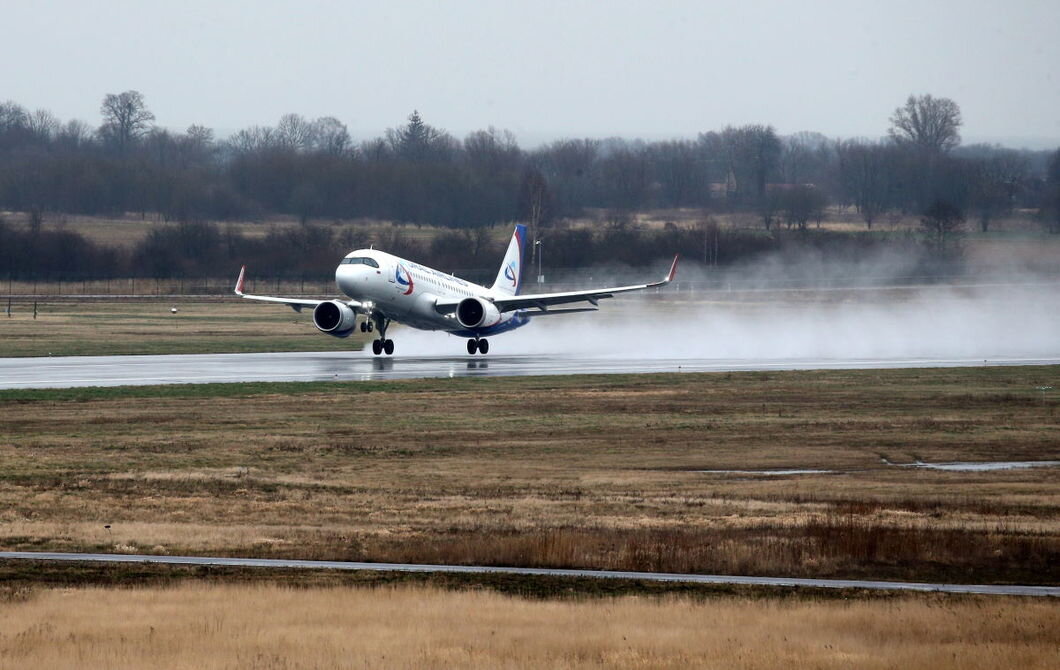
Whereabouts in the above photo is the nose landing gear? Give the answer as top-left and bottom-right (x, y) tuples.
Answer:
(466, 338), (489, 355)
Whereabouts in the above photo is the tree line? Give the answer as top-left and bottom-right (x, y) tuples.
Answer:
(1, 215), (943, 282)
(1, 92), (1058, 233)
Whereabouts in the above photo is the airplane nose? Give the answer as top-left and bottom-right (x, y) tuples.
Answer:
(335, 264), (357, 295)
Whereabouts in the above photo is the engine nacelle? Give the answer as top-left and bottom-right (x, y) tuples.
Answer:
(456, 297), (502, 329)
(313, 300), (357, 338)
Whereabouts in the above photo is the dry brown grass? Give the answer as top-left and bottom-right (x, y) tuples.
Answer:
(12, 208), (1056, 249)
(0, 584), (1057, 670)
(7, 211), (496, 249)
(2, 368), (1058, 583)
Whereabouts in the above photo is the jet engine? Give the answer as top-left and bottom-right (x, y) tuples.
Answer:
(456, 297), (501, 329)
(313, 300), (357, 338)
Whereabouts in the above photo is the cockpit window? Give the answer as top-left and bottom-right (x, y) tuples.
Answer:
(342, 256), (379, 268)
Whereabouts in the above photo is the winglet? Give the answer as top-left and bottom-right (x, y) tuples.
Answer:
(234, 265), (246, 296)
(665, 255), (679, 283)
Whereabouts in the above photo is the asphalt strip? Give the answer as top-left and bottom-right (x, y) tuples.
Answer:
(3, 352), (1060, 389)
(1, 552), (1056, 597)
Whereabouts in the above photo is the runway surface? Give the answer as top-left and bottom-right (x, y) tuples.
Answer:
(1, 551), (1056, 596)
(3, 351), (1059, 389)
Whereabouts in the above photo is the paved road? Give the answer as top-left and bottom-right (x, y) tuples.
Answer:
(2, 352), (1059, 389)
(1, 551), (1056, 596)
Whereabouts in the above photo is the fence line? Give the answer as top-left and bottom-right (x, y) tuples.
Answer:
(1, 277), (341, 298)
(4, 269), (1059, 300)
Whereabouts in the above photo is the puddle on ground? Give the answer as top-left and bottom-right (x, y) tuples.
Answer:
(899, 460), (1060, 472)
(695, 469), (835, 476)
(694, 460), (1060, 476)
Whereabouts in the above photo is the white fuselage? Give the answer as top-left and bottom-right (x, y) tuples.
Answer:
(335, 249), (526, 335)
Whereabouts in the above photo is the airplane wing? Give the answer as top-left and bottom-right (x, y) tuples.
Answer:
(492, 255), (678, 313)
(233, 266), (362, 313)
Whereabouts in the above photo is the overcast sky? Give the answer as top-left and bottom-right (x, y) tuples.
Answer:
(4, 0), (1058, 147)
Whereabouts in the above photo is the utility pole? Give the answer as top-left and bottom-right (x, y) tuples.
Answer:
(535, 239), (544, 284)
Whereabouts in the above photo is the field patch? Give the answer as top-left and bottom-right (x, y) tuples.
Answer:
(0, 583), (1056, 669)
(2, 368), (1058, 585)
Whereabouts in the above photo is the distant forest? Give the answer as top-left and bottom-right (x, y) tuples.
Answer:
(2, 92), (1059, 279)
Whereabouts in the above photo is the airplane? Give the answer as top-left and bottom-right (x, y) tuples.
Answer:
(234, 224), (678, 355)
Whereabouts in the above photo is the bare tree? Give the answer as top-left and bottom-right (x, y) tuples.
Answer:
(228, 125), (275, 153)
(534, 138), (599, 213)
(0, 101), (28, 133)
(968, 149), (1026, 232)
(359, 137), (390, 162)
(519, 168), (553, 258)
(99, 90), (155, 153)
(837, 140), (893, 228)
(780, 132), (828, 184)
(180, 125), (215, 168)
(781, 185), (828, 230)
(56, 119), (92, 148)
(920, 200), (965, 253)
(464, 126), (521, 175)
(889, 94), (962, 154)
(27, 109), (59, 140)
(718, 124), (782, 204)
(759, 189), (781, 230)
(600, 146), (650, 209)
(275, 113), (314, 151)
(647, 140), (706, 207)
(1046, 149), (1060, 234)
(311, 116), (351, 156)
(186, 124), (214, 145)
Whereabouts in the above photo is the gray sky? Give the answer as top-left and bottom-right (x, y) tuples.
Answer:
(4, 0), (1059, 147)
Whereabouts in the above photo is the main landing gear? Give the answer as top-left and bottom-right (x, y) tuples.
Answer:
(367, 314), (394, 356)
(372, 339), (394, 356)
(467, 338), (489, 355)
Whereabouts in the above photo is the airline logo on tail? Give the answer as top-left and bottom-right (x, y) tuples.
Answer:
(395, 264), (414, 295)
(491, 224), (526, 296)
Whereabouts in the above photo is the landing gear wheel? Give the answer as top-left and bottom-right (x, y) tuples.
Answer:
(467, 339), (478, 355)
(359, 321), (368, 333)
(478, 338), (489, 355)
(366, 321), (374, 333)
(371, 339), (383, 356)
(383, 339), (394, 355)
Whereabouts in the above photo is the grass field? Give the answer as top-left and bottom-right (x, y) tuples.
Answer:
(2, 367), (1057, 585)
(1, 583), (1056, 670)
(5, 212), (464, 249)
(11, 208), (1053, 244)
(0, 300), (364, 357)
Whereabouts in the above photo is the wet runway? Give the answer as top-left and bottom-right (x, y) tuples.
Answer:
(2, 352), (1059, 389)
(1, 551), (1056, 596)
